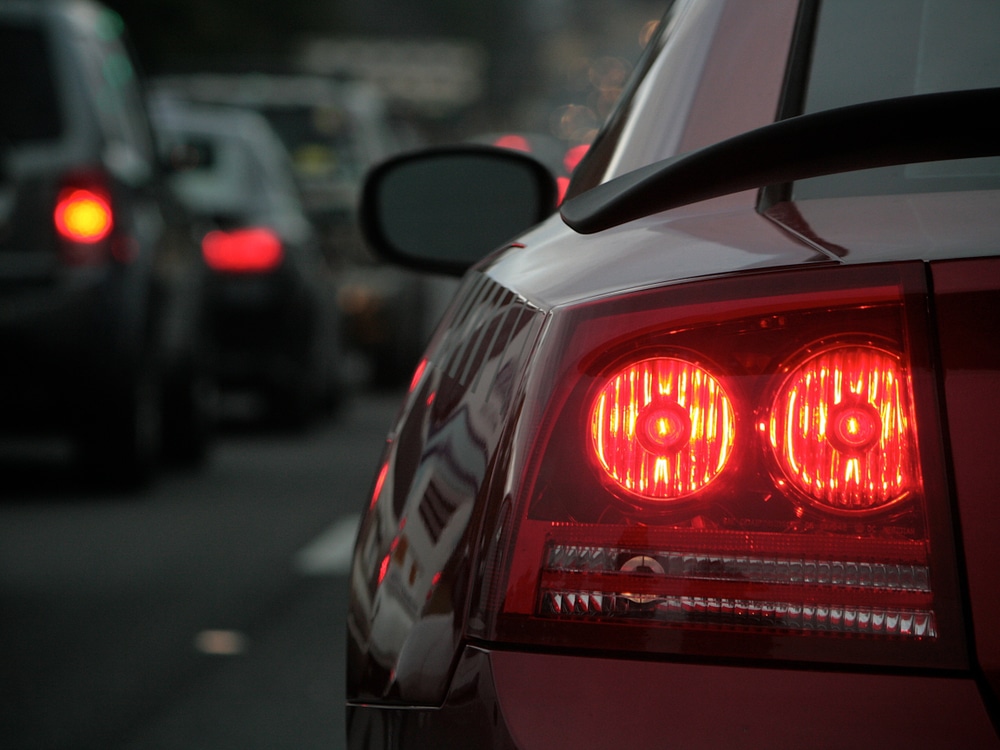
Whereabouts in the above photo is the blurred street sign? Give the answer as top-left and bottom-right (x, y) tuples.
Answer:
(297, 37), (486, 116)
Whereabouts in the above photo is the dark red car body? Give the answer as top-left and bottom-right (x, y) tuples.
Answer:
(347, 0), (1000, 746)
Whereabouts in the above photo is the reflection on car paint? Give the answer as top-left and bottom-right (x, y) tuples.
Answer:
(349, 271), (544, 703)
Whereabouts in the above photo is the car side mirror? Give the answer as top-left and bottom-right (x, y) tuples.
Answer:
(359, 145), (559, 276)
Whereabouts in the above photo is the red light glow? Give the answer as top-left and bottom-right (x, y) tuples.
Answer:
(202, 228), (284, 273)
(769, 345), (917, 513)
(493, 134), (532, 152)
(54, 188), (113, 243)
(556, 176), (570, 205)
(590, 357), (735, 501)
(563, 143), (590, 173)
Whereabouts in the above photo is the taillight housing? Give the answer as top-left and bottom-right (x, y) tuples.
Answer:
(473, 262), (965, 670)
(201, 227), (284, 273)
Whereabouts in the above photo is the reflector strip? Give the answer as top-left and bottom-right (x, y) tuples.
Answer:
(539, 569), (933, 609)
(536, 537), (936, 638)
(539, 590), (937, 637)
(546, 544), (931, 591)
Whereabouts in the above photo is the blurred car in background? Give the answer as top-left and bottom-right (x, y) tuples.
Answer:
(347, 0), (1000, 746)
(150, 96), (344, 425)
(151, 73), (445, 387)
(1, 0), (213, 487)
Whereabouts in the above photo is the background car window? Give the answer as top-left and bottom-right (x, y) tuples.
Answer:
(170, 136), (268, 219)
(261, 105), (366, 182)
(795, 0), (1000, 199)
(0, 24), (63, 144)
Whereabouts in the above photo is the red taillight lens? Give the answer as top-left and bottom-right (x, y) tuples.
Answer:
(769, 344), (918, 513)
(201, 228), (284, 273)
(590, 357), (735, 502)
(53, 170), (122, 266)
(54, 188), (114, 243)
(476, 263), (964, 670)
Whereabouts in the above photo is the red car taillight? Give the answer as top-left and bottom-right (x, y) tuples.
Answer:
(53, 171), (116, 265)
(475, 262), (965, 670)
(201, 227), (284, 273)
(590, 356), (737, 501)
(54, 188), (113, 243)
(768, 344), (917, 513)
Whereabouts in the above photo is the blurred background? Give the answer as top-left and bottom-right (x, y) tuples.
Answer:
(1, 1), (664, 748)
(116, 0), (662, 140)
(107, 0), (666, 391)
(124, 0), (666, 389)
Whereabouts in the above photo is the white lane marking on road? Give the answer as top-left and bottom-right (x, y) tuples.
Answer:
(294, 514), (361, 576)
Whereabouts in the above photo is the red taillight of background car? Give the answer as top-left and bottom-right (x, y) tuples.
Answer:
(54, 173), (116, 266)
(201, 227), (284, 273)
(474, 262), (966, 670)
(54, 188), (113, 243)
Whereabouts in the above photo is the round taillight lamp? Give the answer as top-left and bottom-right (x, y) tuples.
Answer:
(769, 344), (917, 513)
(590, 357), (736, 502)
(54, 188), (113, 243)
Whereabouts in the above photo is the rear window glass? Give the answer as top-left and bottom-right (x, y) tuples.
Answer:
(795, 0), (1000, 199)
(166, 132), (268, 220)
(0, 23), (63, 144)
(259, 105), (366, 182)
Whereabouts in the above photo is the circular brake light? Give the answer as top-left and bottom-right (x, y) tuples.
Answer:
(768, 344), (917, 513)
(590, 357), (736, 502)
(54, 188), (113, 243)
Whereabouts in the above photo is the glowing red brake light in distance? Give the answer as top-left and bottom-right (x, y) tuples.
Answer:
(54, 188), (113, 243)
(563, 143), (589, 173)
(201, 227), (284, 273)
(492, 134), (532, 152)
(475, 263), (965, 670)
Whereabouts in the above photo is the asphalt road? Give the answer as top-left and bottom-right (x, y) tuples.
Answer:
(0, 386), (405, 750)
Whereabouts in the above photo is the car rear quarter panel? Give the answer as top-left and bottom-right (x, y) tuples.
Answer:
(932, 257), (1000, 703)
(348, 645), (999, 748)
(347, 271), (546, 704)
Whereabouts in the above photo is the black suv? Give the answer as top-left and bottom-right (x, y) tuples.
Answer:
(0, 0), (212, 486)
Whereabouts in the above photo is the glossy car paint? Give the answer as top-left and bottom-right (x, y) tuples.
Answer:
(347, 0), (1000, 745)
